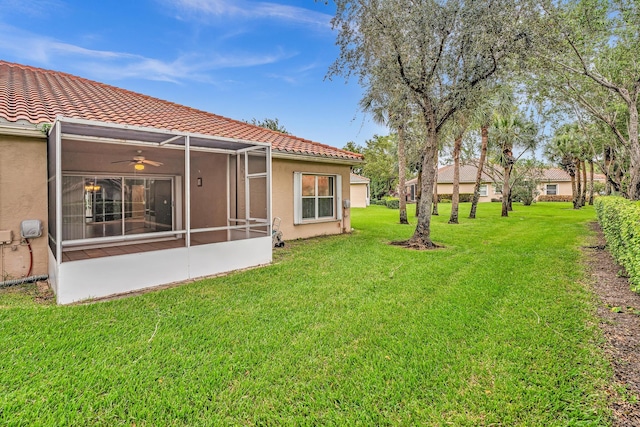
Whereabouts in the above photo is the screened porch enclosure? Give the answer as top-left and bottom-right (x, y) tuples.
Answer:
(47, 117), (272, 304)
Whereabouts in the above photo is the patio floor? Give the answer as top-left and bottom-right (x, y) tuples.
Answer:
(62, 238), (186, 262)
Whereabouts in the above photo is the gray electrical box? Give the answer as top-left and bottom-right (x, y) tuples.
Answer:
(20, 220), (43, 239)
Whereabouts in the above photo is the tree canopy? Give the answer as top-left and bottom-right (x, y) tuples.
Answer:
(329, 0), (531, 247)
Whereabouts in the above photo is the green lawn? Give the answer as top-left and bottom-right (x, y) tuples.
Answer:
(0, 202), (611, 426)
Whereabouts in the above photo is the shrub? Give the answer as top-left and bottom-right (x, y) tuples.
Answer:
(537, 195), (573, 202)
(595, 196), (640, 291)
(385, 197), (400, 209)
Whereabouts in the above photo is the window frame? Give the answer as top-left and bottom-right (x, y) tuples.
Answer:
(61, 173), (176, 243)
(294, 172), (342, 224)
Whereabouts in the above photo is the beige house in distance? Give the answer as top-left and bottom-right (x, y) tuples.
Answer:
(0, 61), (362, 303)
(349, 173), (370, 208)
(405, 164), (604, 202)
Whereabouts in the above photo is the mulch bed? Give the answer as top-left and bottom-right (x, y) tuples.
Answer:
(584, 222), (640, 426)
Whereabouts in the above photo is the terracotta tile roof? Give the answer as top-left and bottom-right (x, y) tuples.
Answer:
(0, 61), (362, 161)
(436, 164), (494, 183)
(406, 165), (606, 185)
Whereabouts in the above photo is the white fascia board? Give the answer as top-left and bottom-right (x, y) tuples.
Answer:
(0, 123), (46, 138)
(272, 150), (363, 166)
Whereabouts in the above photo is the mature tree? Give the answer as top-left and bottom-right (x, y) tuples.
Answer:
(545, 124), (582, 208)
(330, 0), (531, 248)
(343, 141), (364, 175)
(466, 86), (516, 219)
(490, 113), (538, 216)
(444, 114), (470, 224)
(361, 80), (413, 224)
(532, 0), (640, 199)
(343, 141), (363, 154)
(509, 159), (545, 205)
(246, 117), (289, 134)
(361, 134), (398, 200)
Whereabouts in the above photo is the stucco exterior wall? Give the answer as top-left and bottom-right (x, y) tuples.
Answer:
(539, 181), (573, 196)
(272, 158), (351, 240)
(437, 182), (498, 202)
(350, 183), (369, 208)
(0, 135), (48, 279)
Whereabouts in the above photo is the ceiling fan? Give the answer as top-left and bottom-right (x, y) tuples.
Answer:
(112, 150), (163, 170)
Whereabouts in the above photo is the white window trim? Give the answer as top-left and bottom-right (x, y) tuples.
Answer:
(294, 172), (342, 225)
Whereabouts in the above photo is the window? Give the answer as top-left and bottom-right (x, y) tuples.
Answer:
(546, 184), (558, 195)
(479, 184), (488, 197)
(294, 173), (342, 224)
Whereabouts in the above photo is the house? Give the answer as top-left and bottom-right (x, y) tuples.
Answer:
(405, 164), (605, 202)
(0, 61), (362, 304)
(405, 164), (498, 203)
(349, 173), (370, 207)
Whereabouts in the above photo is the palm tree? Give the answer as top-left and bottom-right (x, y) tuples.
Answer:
(468, 87), (515, 219)
(491, 114), (538, 217)
(361, 82), (412, 224)
(545, 125), (582, 209)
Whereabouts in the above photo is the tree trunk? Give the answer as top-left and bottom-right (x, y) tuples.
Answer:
(501, 165), (510, 217)
(449, 133), (463, 224)
(469, 125), (488, 219)
(575, 160), (583, 208)
(581, 160), (587, 207)
(398, 125), (409, 224)
(501, 145), (513, 217)
(408, 113), (439, 248)
(415, 161), (423, 218)
(432, 149), (439, 216)
(569, 169), (579, 209)
(628, 103), (640, 200)
(588, 159), (595, 205)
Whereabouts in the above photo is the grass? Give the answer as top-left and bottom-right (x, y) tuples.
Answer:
(0, 202), (611, 426)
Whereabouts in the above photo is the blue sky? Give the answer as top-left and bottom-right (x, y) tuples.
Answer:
(0, 0), (386, 148)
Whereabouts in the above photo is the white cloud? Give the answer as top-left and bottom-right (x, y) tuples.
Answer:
(0, 23), (293, 83)
(166, 0), (332, 27)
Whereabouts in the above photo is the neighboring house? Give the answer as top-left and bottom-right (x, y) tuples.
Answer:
(405, 164), (605, 202)
(0, 61), (362, 303)
(349, 173), (370, 207)
(405, 164), (498, 203)
(536, 167), (606, 197)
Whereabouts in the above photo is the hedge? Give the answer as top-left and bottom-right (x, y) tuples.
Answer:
(594, 196), (640, 291)
(437, 193), (474, 203)
(537, 195), (574, 202)
(385, 197), (400, 209)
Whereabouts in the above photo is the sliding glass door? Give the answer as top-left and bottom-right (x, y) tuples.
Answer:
(62, 175), (174, 242)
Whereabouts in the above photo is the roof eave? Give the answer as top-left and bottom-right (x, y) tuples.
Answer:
(0, 122), (46, 139)
(273, 150), (364, 166)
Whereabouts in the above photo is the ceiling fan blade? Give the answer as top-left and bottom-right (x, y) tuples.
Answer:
(143, 160), (163, 166)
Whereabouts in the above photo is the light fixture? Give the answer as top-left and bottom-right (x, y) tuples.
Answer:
(134, 163), (145, 171)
